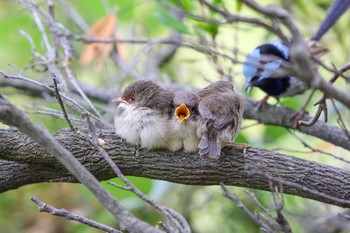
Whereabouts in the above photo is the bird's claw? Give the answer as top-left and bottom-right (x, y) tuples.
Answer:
(255, 95), (270, 111)
(291, 108), (308, 128)
(224, 142), (251, 157)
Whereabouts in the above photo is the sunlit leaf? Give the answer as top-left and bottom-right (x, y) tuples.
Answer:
(166, 0), (193, 11)
(236, 0), (243, 11)
(181, 0), (193, 11)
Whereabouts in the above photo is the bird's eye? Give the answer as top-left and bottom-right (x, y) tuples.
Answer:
(130, 96), (135, 102)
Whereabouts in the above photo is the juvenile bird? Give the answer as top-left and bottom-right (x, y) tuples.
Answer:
(113, 79), (174, 149)
(168, 91), (200, 152)
(196, 81), (248, 159)
(243, 0), (350, 108)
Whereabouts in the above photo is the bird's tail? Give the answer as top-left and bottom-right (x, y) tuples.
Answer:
(311, 0), (350, 41)
(198, 135), (221, 159)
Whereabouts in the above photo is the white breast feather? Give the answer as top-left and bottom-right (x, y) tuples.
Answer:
(114, 103), (170, 149)
(280, 76), (308, 97)
(168, 118), (199, 152)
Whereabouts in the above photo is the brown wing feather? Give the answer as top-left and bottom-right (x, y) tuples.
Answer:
(196, 83), (244, 158)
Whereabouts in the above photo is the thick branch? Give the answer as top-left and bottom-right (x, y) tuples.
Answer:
(1, 128), (350, 208)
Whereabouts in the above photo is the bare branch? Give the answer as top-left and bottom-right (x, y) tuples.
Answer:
(52, 74), (75, 131)
(31, 197), (121, 233)
(0, 71), (109, 128)
(221, 184), (274, 233)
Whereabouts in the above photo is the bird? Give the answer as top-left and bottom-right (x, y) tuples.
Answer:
(113, 79), (174, 149)
(196, 81), (249, 159)
(242, 0), (350, 109)
(168, 91), (200, 152)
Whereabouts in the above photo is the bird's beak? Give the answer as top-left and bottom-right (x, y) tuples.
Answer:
(245, 81), (253, 93)
(175, 103), (190, 123)
(112, 97), (128, 104)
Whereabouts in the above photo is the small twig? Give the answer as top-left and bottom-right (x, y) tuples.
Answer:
(300, 62), (350, 126)
(0, 70), (109, 128)
(220, 183), (274, 233)
(245, 166), (350, 207)
(287, 129), (350, 164)
(331, 98), (350, 139)
(158, 221), (173, 233)
(245, 191), (275, 220)
(339, 211), (350, 220)
(25, 110), (83, 124)
(107, 181), (132, 191)
(18, 30), (46, 61)
(52, 74), (75, 132)
(270, 185), (292, 233)
(198, 0), (287, 41)
(31, 197), (121, 233)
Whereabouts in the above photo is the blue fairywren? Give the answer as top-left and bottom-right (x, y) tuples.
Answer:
(243, 0), (350, 107)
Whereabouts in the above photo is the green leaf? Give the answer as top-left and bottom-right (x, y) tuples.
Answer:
(236, 0), (243, 11)
(213, 0), (223, 7)
(155, 5), (191, 34)
(197, 22), (219, 38)
(166, 0), (193, 11)
(181, 0), (193, 11)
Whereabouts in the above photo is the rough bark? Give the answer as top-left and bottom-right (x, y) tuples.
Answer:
(1, 128), (350, 208)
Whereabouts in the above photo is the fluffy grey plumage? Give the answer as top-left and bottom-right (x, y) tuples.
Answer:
(114, 79), (174, 149)
(196, 81), (244, 159)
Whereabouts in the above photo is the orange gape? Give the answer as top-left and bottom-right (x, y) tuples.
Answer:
(175, 104), (190, 123)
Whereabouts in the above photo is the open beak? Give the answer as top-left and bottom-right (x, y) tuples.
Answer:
(112, 97), (128, 104)
(174, 103), (190, 123)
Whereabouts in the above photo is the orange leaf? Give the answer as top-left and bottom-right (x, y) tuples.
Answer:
(80, 13), (125, 69)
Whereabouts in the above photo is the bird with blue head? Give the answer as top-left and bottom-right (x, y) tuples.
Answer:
(242, 0), (350, 111)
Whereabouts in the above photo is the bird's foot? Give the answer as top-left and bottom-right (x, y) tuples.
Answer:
(224, 142), (251, 157)
(290, 108), (308, 128)
(255, 95), (270, 110)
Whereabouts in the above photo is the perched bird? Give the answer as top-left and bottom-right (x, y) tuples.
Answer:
(168, 91), (200, 152)
(113, 79), (174, 149)
(196, 81), (248, 159)
(243, 0), (350, 107)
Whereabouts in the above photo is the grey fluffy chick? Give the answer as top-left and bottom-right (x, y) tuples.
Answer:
(168, 91), (200, 152)
(113, 79), (174, 149)
(196, 81), (248, 159)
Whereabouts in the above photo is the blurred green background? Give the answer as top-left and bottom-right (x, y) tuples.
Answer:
(0, 0), (349, 232)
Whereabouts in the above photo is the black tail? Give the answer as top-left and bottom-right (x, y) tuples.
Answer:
(312, 0), (350, 41)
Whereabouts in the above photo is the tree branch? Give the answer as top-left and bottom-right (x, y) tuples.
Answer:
(243, 99), (350, 151)
(31, 197), (121, 233)
(1, 127), (350, 208)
